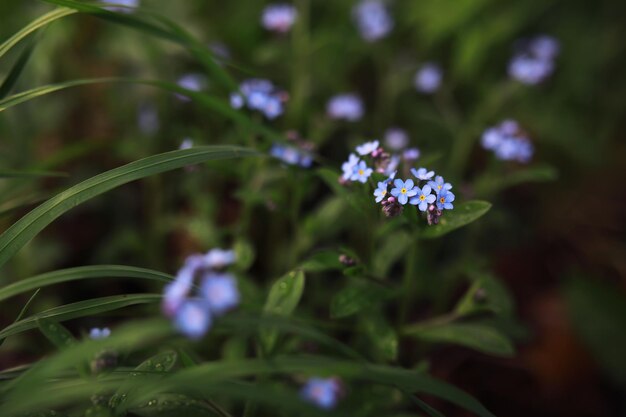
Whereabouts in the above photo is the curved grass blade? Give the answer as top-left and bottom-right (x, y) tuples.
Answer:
(0, 265), (172, 302)
(0, 77), (283, 142)
(0, 37), (37, 99)
(0, 146), (257, 271)
(0, 294), (161, 341)
(0, 8), (76, 59)
(37, 318), (77, 349)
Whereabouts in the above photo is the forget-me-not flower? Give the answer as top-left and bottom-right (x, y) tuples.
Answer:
(391, 179), (417, 205)
(353, 0), (393, 42)
(436, 189), (455, 210)
(384, 128), (409, 150)
(89, 327), (111, 340)
(508, 35), (559, 85)
(326, 94), (363, 121)
(301, 377), (341, 410)
(411, 167), (434, 180)
(174, 299), (212, 340)
(341, 153), (360, 180)
(201, 273), (240, 315)
(101, 0), (139, 13)
(261, 4), (298, 33)
(403, 148), (420, 161)
(409, 185), (436, 212)
(415, 63), (442, 94)
(356, 140), (380, 156)
(176, 74), (207, 101)
(231, 79), (287, 119)
(427, 176), (452, 193)
(204, 248), (236, 269)
(350, 160), (373, 183)
(373, 181), (388, 203)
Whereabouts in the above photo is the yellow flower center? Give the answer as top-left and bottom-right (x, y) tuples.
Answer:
(401, 188), (407, 194)
(440, 197), (445, 203)
(437, 185), (442, 190)
(419, 195), (425, 201)
(358, 169), (364, 176)
(382, 190), (387, 196)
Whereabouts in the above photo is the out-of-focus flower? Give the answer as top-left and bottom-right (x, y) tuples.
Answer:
(326, 94), (363, 121)
(390, 178), (417, 205)
(415, 63), (442, 94)
(341, 153), (360, 180)
(179, 138), (194, 150)
(509, 35), (560, 85)
(204, 248), (236, 269)
(409, 185), (436, 212)
(356, 140), (380, 156)
(101, 0), (139, 13)
(230, 79), (287, 119)
(262, 4), (298, 33)
(174, 299), (212, 340)
(481, 119), (534, 163)
(138, 103), (159, 135)
(403, 148), (420, 161)
(436, 189), (455, 210)
(300, 377), (341, 410)
(350, 160), (373, 183)
(208, 41), (231, 66)
(176, 74), (207, 101)
(201, 273), (240, 315)
(89, 328), (111, 340)
(353, 0), (393, 42)
(384, 127), (408, 150)
(411, 167), (434, 180)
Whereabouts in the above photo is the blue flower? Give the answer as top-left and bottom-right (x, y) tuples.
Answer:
(89, 327), (111, 340)
(427, 176), (452, 193)
(179, 138), (193, 150)
(411, 167), (434, 180)
(384, 128), (408, 150)
(530, 35), (560, 60)
(390, 178), (417, 205)
(352, 0), (393, 42)
(263, 96), (284, 120)
(101, 0), (139, 13)
(201, 273), (240, 315)
(350, 160), (373, 183)
(174, 299), (212, 340)
(415, 63), (442, 94)
(436, 189), (455, 210)
(356, 140), (380, 156)
(204, 248), (236, 269)
(403, 147), (420, 161)
(300, 378), (340, 410)
(271, 144), (313, 168)
(341, 153), (360, 180)
(508, 35), (559, 85)
(261, 4), (298, 33)
(373, 181), (388, 203)
(230, 93), (244, 109)
(384, 157), (400, 176)
(326, 94), (363, 121)
(232, 79), (286, 119)
(409, 185), (436, 212)
(176, 73), (206, 100)
(482, 120), (534, 163)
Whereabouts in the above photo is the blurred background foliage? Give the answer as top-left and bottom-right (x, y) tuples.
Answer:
(0, 0), (625, 416)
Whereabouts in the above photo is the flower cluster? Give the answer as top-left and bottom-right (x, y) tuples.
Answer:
(162, 249), (240, 339)
(261, 4), (298, 33)
(508, 35), (560, 85)
(269, 131), (314, 168)
(326, 93), (364, 121)
(481, 119), (534, 163)
(340, 138), (455, 224)
(352, 0), (393, 42)
(415, 62), (443, 94)
(230, 78), (288, 119)
(89, 327), (111, 340)
(300, 377), (342, 410)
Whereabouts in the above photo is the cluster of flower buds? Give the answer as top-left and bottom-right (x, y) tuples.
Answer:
(300, 377), (343, 410)
(352, 0), (393, 42)
(230, 78), (288, 119)
(508, 35), (560, 85)
(481, 119), (534, 163)
(261, 3), (298, 33)
(269, 131), (314, 168)
(162, 248), (239, 339)
(340, 139), (455, 224)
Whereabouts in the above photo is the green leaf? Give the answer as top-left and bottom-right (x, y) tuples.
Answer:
(0, 37), (37, 99)
(128, 393), (220, 417)
(0, 265), (172, 302)
(300, 250), (344, 272)
(420, 200), (491, 239)
(261, 270), (305, 352)
(0, 294), (161, 341)
(372, 230), (413, 277)
(405, 322), (515, 357)
(36, 318), (76, 349)
(0, 146), (256, 271)
(0, 8), (77, 59)
(564, 277), (626, 385)
(330, 282), (394, 319)
(360, 313), (398, 361)
(455, 274), (514, 317)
